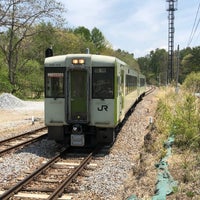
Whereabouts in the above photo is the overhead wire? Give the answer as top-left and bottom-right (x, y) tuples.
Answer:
(187, 1), (200, 47)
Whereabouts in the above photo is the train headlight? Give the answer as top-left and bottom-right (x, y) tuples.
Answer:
(72, 59), (85, 65)
(78, 59), (85, 64)
(72, 59), (78, 64)
(72, 124), (82, 134)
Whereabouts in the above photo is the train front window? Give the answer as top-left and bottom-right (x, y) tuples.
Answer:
(92, 67), (114, 99)
(45, 68), (65, 98)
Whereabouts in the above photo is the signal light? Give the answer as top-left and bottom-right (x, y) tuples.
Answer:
(45, 48), (53, 57)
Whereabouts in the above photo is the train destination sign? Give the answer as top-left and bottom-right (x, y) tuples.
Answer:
(47, 73), (64, 78)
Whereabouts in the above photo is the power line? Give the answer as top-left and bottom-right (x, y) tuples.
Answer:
(187, 1), (200, 46)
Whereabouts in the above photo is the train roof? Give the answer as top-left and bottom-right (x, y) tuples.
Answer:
(44, 54), (127, 67)
(44, 53), (144, 76)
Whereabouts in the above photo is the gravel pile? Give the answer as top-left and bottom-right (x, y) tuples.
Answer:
(0, 93), (44, 111)
(0, 93), (25, 109)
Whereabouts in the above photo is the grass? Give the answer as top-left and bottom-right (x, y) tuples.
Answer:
(154, 86), (200, 199)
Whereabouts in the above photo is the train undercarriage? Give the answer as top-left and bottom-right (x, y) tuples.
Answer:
(47, 125), (115, 147)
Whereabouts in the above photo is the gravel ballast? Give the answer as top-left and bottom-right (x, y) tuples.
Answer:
(73, 90), (159, 199)
(0, 90), (158, 199)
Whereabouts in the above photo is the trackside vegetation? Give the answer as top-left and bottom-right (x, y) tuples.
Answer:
(154, 74), (200, 199)
(156, 90), (200, 149)
(155, 72), (200, 148)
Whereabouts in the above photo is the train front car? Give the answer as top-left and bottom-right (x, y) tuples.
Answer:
(44, 54), (122, 147)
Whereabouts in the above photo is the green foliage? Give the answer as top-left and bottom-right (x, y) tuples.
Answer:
(16, 60), (43, 99)
(54, 30), (95, 54)
(137, 48), (167, 85)
(172, 94), (200, 149)
(115, 49), (139, 71)
(155, 95), (173, 135)
(182, 72), (200, 93)
(186, 191), (195, 198)
(0, 55), (13, 92)
(102, 48), (139, 71)
(30, 23), (57, 64)
(0, 20), (142, 98)
(74, 26), (91, 41)
(91, 27), (107, 51)
(179, 46), (200, 82)
(138, 46), (200, 85)
(0, 67), (13, 92)
(156, 88), (200, 150)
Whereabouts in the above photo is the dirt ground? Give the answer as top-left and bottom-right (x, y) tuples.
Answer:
(0, 109), (43, 123)
(0, 108), (44, 138)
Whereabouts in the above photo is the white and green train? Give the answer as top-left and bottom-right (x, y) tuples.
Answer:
(44, 53), (146, 147)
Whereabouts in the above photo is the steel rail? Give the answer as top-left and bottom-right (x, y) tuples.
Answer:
(145, 86), (156, 96)
(0, 133), (47, 155)
(47, 149), (96, 200)
(0, 148), (68, 200)
(0, 147), (99, 200)
(0, 126), (46, 145)
(0, 127), (47, 156)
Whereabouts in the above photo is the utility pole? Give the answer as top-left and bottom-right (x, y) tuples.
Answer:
(166, 0), (178, 84)
(175, 44), (180, 93)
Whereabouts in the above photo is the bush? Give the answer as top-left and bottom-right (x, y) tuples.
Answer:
(172, 94), (200, 149)
(182, 72), (200, 93)
(0, 68), (13, 93)
(155, 99), (172, 135)
(155, 88), (200, 149)
(16, 60), (44, 99)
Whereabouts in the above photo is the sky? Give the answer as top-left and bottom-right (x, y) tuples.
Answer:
(59, 0), (200, 58)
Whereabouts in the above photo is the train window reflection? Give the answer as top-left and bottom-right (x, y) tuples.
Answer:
(45, 68), (65, 98)
(125, 75), (137, 95)
(92, 67), (114, 99)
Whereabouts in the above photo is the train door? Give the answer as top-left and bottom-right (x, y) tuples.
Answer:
(67, 70), (89, 122)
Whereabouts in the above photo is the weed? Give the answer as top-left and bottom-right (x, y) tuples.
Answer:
(186, 191), (195, 198)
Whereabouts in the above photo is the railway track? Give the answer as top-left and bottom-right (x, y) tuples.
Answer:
(145, 86), (156, 96)
(0, 127), (47, 156)
(0, 147), (99, 200)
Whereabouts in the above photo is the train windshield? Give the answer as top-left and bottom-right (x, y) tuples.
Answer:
(45, 68), (65, 98)
(92, 67), (114, 99)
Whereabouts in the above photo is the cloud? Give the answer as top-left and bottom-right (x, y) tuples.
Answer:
(65, 0), (120, 29)
(60, 0), (198, 57)
(102, 1), (168, 56)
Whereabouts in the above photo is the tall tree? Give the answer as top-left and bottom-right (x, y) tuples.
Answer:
(74, 26), (91, 42)
(91, 27), (107, 51)
(180, 46), (200, 82)
(0, 0), (66, 90)
(137, 49), (167, 85)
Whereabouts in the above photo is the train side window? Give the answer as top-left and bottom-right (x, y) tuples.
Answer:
(92, 67), (114, 99)
(125, 75), (137, 95)
(140, 78), (145, 87)
(45, 68), (65, 98)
